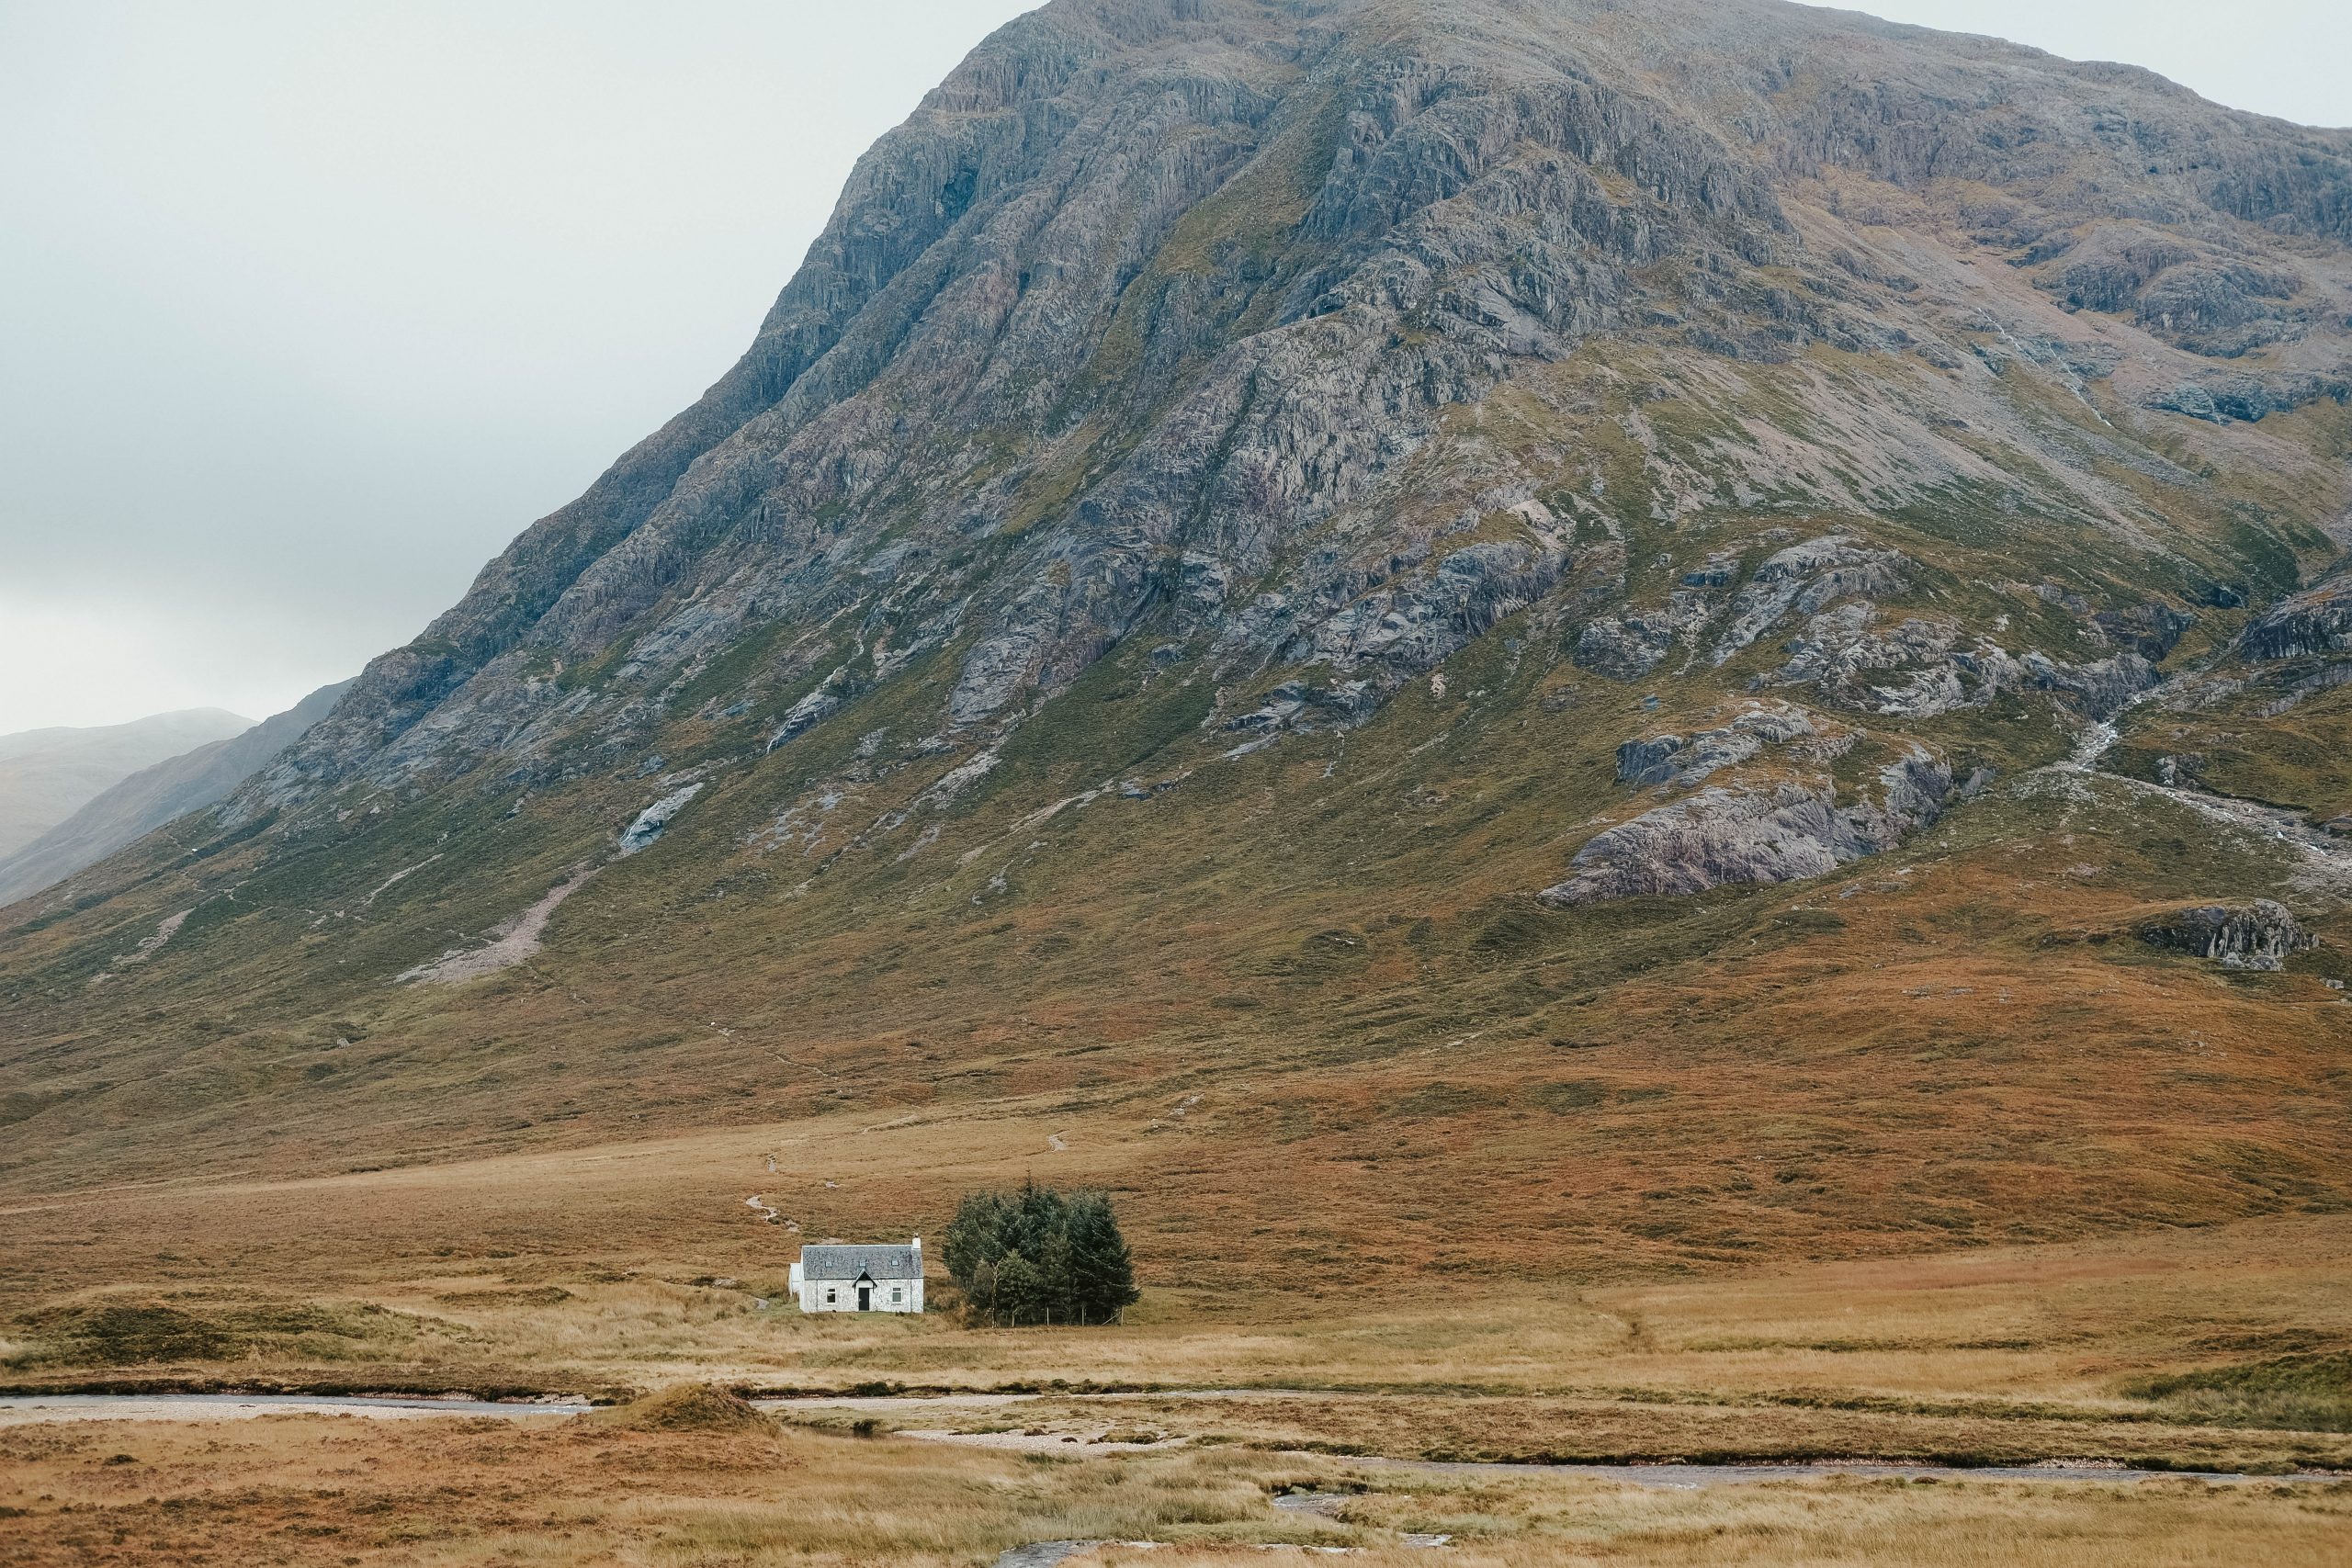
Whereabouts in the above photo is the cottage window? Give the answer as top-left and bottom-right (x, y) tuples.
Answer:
(825, 1288), (837, 1305)
(890, 1287), (903, 1303)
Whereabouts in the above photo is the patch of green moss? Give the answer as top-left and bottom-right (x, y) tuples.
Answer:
(2120, 1352), (2352, 1432)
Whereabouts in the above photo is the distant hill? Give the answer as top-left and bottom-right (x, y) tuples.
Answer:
(0, 709), (249, 862)
(0, 682), (352, 909)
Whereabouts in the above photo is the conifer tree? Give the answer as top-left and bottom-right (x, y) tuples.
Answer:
(940, 1183), (1140, 1325)
(1066, 1190), (1140, 1322)
(992, 1253), (1044, 1325)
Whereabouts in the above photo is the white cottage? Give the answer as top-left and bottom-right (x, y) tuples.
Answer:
(789, 1238), (925, 1314)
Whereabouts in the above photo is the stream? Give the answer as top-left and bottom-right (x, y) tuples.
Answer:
(2042, 693), (2352, 886)
(2, 1391), (2332, 1490)
(0, 1392), (594, 1424)
(8, 1386), (2332, 1567)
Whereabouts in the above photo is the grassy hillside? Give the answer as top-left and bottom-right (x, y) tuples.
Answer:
(4, 5), (2351, 1426)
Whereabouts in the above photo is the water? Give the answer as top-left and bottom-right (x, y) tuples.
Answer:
(0, 1393), (592, 1425)
(8, 1392), (2331, 1492)
(1345, 1453), (2320, 1489)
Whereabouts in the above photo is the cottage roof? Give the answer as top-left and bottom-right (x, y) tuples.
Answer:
(798, 1242), (922, 1282)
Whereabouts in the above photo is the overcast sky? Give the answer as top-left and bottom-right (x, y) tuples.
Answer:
(2, 1), (2346, 735)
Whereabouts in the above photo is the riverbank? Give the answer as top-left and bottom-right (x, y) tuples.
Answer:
(5, 1385), (2345, 1483)
(1, 1403), (2345, 1568)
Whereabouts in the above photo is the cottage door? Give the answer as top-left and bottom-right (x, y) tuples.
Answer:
(857, 1285), (872, 1311)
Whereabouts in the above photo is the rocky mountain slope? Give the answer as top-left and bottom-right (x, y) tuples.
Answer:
(3, 0), (2349, 1267)
(0, 708), (249, 862)
(0, 682), (351, 908)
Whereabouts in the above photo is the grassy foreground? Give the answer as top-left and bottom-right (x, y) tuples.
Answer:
(5, 1102), (2346, 1562)
(5, 1188), (2349, 1466)
(0, 1406), (2345, 1568)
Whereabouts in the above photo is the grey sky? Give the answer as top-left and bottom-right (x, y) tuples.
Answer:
(2, 1), (2346, 734)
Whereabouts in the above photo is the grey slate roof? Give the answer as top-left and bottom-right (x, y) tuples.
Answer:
(799, 1243), (922, 1281)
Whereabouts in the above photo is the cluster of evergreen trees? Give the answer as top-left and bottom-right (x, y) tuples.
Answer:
(941, 1183), (1140, 1326)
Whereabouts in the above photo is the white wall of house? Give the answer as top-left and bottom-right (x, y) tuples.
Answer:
(790, 1239), (924, 1313)
(796, 1273), (922, 1313)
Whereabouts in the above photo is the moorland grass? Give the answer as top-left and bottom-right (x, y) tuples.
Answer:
(2122, 1353), (2352, 1434)
(0, 1412), (2344, 1568)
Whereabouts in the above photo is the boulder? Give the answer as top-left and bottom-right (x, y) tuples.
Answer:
(2138, 900), (2317, 971)
(1540, 753), (1950, 906)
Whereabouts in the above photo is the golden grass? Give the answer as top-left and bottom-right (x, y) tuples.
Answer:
(6, 1196), (2348, 1472)
(942, 1386), (2352, 1472)
(6, 1126), (2346, 1403)
(0, 1412), (2342, 1568)
(1064, 1471), (2352, 1568)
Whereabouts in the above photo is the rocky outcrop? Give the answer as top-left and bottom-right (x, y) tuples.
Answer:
(2138, 900), (2317, 970)
(1225, 679), (1378, 737)
(1540, 753), (1951, 906)
(618, 784), (706, 855)
(2243, 576), (2352, 661)
(2024, 651), (2161, 719)
(2094, 604), (2195, 661)
(1573, 535), (1909, 684)
(1576, 596), (1713, 680)
(1711, 536), (1911, 666)
(766, 683), (845, 752)
(1770, 607), (1964, 715)
(2147, 371), (2350, 423)
(1759, 607), (2157, 720)
(2133, 264), (2303, 357)
(1613, 705), (1818, 788)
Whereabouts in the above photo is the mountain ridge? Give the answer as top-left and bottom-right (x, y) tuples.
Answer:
(246, 0), (2352, 809)
(0, 681), (353, 908)
(0, 708), (252, 863)
(3, 0), (2349, 1273)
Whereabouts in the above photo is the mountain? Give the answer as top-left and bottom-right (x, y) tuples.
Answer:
(0, 708), (250, 862)
(0, 681), (353, 910)
(4, 0), (2350, 1272)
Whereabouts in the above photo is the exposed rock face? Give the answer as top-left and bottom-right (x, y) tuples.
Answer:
(1758, 609), (2157, 721)
(2147, 371), (2350, 423)
(225, 0), (2352, 834)
(2138, 900), (2318, 970)
(1614, 705), (1817, 788)
(1541, 753), (1951, 906)
(618, 784), (706, 855)
(1770, 607), (1965, 714)
(1576, 601), (1706, 680)
(2025, 651), (2161, 720)
(2244, 576), (2352, 661)
(2094, 604), (2195, 662)
(1711, 536), (1911, 666)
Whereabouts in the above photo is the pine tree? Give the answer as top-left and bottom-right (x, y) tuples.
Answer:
(1066, 1190), (1139, 1322)
(992, 1253), (1044, 1326)
(942, 1189), (1012, 1299)
(939, 1182), (1139, 1325)
(1037, 1228), (1076, 1325)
